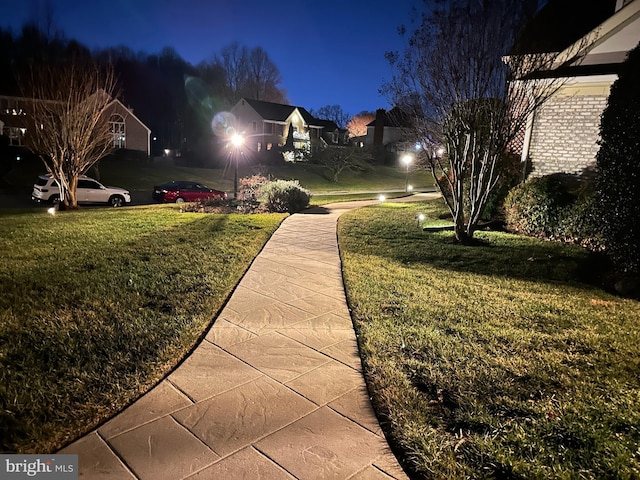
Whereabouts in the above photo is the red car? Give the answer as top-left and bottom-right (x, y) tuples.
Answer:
(152, 181), (227, 203)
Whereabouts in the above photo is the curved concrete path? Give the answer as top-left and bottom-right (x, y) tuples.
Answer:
(60, 194), (437, 479)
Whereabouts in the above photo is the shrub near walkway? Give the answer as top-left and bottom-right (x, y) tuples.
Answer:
(0, 206), (285, 453)
(338, 199), (640, 479)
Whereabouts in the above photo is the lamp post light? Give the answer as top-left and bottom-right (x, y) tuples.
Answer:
(401, 154), (413, 192)
(231, 133), (244, 200)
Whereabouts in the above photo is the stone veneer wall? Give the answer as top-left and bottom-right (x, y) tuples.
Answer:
(528, 93), (609, 177)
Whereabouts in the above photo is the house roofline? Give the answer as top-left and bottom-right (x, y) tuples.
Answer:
(553, 0), (640, 68)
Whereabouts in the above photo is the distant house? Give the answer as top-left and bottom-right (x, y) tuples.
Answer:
(313, 118), (350, 147)
(365, 107), (414, 152)
(513, 0), (640, 177)
(0, 94), (151, 156)
(231, 98), (326, 161)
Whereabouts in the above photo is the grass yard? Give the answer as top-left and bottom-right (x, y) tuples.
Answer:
(338, 199), (640, 479)
(0, 205), (286, 453)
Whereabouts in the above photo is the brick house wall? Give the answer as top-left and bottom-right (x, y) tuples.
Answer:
(527, 81), (612, 177)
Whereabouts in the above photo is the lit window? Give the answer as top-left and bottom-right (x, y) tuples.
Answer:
(109, 114), (126, 149)
(267, 143), (272, 150)
(3, 126), (24, 146)
(257, 142), (262, 152)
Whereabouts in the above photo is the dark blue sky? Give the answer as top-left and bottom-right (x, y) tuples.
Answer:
(0, 0), (417, 116)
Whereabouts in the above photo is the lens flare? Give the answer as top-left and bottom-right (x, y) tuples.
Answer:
(211, 111), (238, 138)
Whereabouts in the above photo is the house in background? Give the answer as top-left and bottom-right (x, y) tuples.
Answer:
(0, 94), (151, 156)
(364, 107), (414, 152)
(313, 118), (350, 147)
(231, 98), (326, 161)
(515, 0), (640, 177)
(103, 98), (151, 155)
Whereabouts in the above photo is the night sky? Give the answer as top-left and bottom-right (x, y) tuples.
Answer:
(0, 0), (417, 116)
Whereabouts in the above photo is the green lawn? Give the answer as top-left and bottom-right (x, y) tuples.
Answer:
(338, 199), (640, 479)
(6, 173), (635, 479)
(0, 205), (286, 453)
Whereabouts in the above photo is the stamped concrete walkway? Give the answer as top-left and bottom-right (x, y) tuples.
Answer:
(60, 194), (436, 479)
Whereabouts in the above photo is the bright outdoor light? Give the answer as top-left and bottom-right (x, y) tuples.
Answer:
(416, 213), (425, 228)
(47, 207), (56, 216)
(231, 133), (244, 147)
(378, 194), (386, 202)
(436, 147), (445, 157)
(407, 185), (414, 192)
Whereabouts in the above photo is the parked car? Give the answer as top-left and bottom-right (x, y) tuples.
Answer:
(152, 180), (227, 203)
(32, 174), (132, 207)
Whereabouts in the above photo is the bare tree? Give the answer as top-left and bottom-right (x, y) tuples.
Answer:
(314, 146), (372, 183)
(212, 42), (249, 105)
(211, 43), (287, 105)
(346, 111), (375, 138)
(246, 46), (287, 103)
(385, 0), (589, 243)
(312, 105), (350, 128)
(22, 60), (117, 208)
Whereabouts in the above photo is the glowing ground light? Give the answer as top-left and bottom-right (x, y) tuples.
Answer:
(47, 207), (56, 215)
(378, 194), (386, 202)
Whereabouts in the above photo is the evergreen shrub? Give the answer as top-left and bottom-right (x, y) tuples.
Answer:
(594, 42), (640, 275)
(261, 180), (310, 213)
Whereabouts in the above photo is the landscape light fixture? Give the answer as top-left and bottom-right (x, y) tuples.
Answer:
(231, 133), (244, 199)
(401, 154), (413, 192)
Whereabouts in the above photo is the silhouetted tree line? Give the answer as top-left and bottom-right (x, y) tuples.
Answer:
(0, 22), (287, 160)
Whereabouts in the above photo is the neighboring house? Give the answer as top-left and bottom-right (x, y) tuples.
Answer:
(364, 107), (414, 151)
(514, 0), (640, 177)
(0, 94), (151, 156)
(313, 118), (350, 147)
(230, 98), (325, 160)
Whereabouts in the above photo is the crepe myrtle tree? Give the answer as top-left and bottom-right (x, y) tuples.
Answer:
(23, 60), (117, 209)
(384, 0), (588, 243)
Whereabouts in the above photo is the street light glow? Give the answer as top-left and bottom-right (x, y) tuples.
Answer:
(231, 133), (244, 147)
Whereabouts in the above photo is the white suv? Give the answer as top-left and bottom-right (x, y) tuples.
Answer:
(32, 174), (132, 207)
